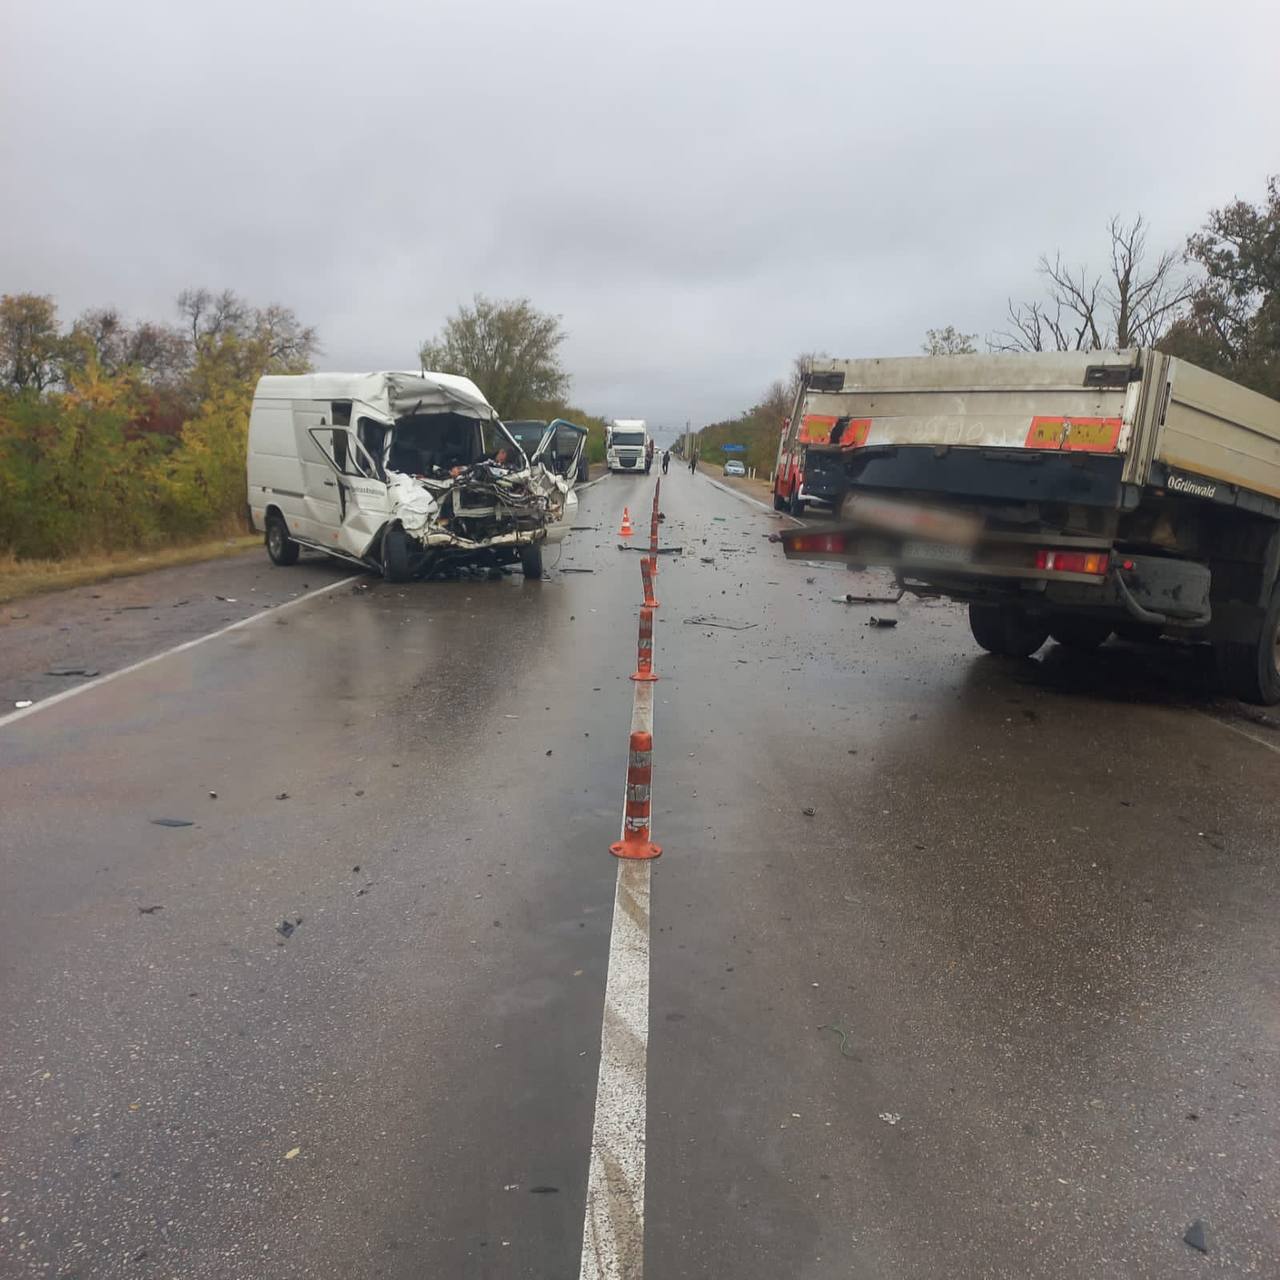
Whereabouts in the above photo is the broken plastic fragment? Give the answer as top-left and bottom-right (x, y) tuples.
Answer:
(150, 818), (194, 828)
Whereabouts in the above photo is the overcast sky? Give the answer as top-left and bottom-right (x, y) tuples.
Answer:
(3, 0), (1277, 435)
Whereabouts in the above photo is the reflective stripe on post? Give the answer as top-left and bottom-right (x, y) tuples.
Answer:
(630, 606), (659, 682)
(610, 729), (662, 860)
(640, 558), (659, 609)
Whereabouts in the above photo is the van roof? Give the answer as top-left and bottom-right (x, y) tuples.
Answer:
(254, 371), (497, 421)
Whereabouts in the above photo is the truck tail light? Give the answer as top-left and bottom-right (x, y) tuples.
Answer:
(787, 531), (850, 555)
(1035, 549), (1109, 575)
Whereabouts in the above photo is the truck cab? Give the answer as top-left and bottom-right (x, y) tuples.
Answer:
(607, 420), (649, 473)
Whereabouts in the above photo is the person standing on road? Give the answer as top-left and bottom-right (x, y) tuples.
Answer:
(689, 449), (699, 474)
(661, 449), (670, 474)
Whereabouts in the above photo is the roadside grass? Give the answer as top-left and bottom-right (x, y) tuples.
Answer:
(0, 535), (261, 604)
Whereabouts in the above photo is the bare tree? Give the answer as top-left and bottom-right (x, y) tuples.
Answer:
(991, 216), (1192, 352)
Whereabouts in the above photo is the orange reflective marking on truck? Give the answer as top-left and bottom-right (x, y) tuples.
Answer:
(1024, 416), (1123, 452)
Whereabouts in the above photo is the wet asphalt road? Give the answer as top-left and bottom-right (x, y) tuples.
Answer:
(2, 470), (1278, 1278)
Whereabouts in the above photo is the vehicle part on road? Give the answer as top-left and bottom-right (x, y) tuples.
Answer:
(818, 1022), (861, 1059)
(610, 730), (661, 859)
(682, 615), (757, 629)
(47, 666), (100, 677)
(968, 603), (1050, 658)
(618, 508), (633, 538)
(1183, 1220), (1210, 1253)
(137, 904), (164, 914)
(836, 586), (907, 605)
(631, 608), (659, 682)
(265, 513), (300, 566)
(867, 616), (898, 628)
(802, 806), (816, 816)
(150, 818), (194, 827)
(561, 567), (594, 573)
(617, 544), (682, 554)
(1049, 616), (1114, 651)
(275, 919), (296, 938)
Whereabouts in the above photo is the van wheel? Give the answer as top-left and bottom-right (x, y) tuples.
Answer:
(969, 603), (1049, 658)
(520, 544), (544, 579)
(382, 528), (412, 582)
(1217, 585), (1280, 705)
(265, 515), (300, 566)
(1049, 617), (1113, 651)
(788, 489), (807, 517)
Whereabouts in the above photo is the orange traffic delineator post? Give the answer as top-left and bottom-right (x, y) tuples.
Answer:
(630, 607), (659, 682)
(619, 507), (634, 537)
(610, 730), (662, 860)
(641, 557), (660, 609)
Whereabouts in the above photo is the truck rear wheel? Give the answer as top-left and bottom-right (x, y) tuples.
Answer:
(969, 603), (1049, 658)
(265, 514), (300, 566)
(788, 488), (807, 517)
(1049, 617), (1113, 651)
(773, 490), (787, 512)
(1217, 585), (1280, 705)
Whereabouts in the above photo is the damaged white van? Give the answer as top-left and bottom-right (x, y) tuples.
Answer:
(246, 372), (586, 580)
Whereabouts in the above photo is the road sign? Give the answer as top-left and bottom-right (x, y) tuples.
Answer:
(722, 443), (746, 453)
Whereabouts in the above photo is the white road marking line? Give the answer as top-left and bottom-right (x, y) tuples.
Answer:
(579, 668), (655, 1278)
(698, 472), (803, 523)
(1195, 709), (1280, 756)
(0, 574), (361, 731)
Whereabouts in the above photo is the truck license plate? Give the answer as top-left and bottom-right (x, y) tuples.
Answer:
(902, 540), (974, 564)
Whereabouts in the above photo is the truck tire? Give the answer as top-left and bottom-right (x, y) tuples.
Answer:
(969, 603), (1049, 658)
(382, 527), (412, 582)
(1217, 585), (1280, 705)
(520, 544), (544, 579)
(788, 488), (807, 517)
(773, 491), (787, 512)
(1049, 617), (1113, 651)
(265, 514), (300, 566)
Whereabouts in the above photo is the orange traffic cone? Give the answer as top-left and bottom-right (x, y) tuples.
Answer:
(619, 507), (634, 538)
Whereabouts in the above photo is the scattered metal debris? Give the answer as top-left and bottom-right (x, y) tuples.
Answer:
(802, 807), (816, 817)
(150, 818), (193, 828)
(683, 615), (757, 630)
(560, 567), (595, 573)
(867, 616), (898, 628)
(276, 792), (290, 800)
(137, 905), (164, 915)
(1183, 1220), (1209, 1253)
(835, 587), (906, 605)
(46, 666), (100, 677)
(276, 919), (297, 939)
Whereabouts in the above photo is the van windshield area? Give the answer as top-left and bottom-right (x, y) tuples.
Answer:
(612, 431), (644, 447)
(387, 414), (522, 477)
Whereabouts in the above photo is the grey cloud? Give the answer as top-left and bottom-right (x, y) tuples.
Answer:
(3, 0), (1277, 429)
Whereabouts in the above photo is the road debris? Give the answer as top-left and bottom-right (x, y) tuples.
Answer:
(867, 616), (898, 628)
(285, 1147), (301, 1160)
(137, 905), (164, 915)
(14, 700), (33, 709)
(835, 587), (906, 605)
(276, 919), (297, 938)
(208, 791), (218, 799)
(560, 567), (595, 573)
(878, 1112), (902, 1125)
(276, 792), (290, 800)
(683, 615), (757, 630)
(46, 666), (100, 677)
(529, 1185), (560, 1194)
(1183, 1220), (1210, 1253)
(818, 1023), (860, 1058)
(150, 818), (194, 828)
(802, 807), (817, 817)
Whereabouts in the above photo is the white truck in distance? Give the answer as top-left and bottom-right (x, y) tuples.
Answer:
(607, 420), (650, 473)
